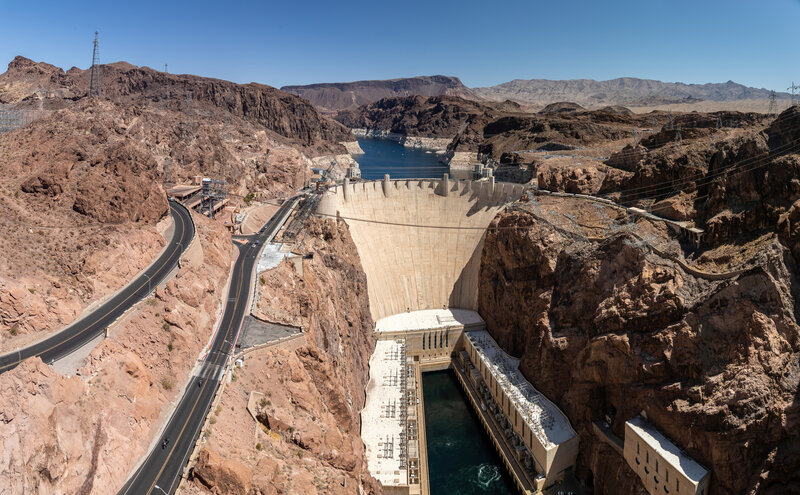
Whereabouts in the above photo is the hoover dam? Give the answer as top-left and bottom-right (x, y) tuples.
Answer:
(317, 174), (582, 494)
(318, 175), (524, 321)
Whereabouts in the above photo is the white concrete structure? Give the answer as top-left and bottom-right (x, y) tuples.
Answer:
(461, 330), (579, 485)
(321, 178), (524, 321)
(375, 309), (485, 371)
(361, 339), (422, 494)
(375, 309), (485, 334)
(624, 416), (710, 495)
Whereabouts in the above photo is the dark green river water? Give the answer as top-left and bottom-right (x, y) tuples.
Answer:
(422, 370), (518, 495)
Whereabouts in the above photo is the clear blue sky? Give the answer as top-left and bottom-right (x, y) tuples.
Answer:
(1, 0), (798, 91)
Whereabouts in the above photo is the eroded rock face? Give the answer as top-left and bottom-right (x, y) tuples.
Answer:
(186, 218), (380, 495)
(537, 161), (607, 194)
(778, 199), (800, 264)
(0, 215), (232, 494)
(601, 109), (800, 247)
(651, 191), (696, 221)
(0, 56), (351, 155)
(72, 141), (166, 223)
(0, 57), (343, 343)
(284, 75), (477, 112)
(193, 449), (254, 495)
(336, 94), (491, 139)
(479, 206), (800, 495)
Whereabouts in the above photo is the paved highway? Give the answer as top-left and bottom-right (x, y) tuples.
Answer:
(0, 200), (195, 374)
(119, 196), (299, 495)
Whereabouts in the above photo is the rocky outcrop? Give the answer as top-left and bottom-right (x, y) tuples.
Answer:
(0, 55), (75, 104)
(0, 214), (232, 494)
(601, 108), (800, 246)
(282, 75), (478, 112)
(192, 449), (254, 495)
(337, 95), (492, 140)
(537, 161), (607, 194)
(186, 218), (380, 495)
(478, 202), (800, 495)
(398, 135), (451, 151)
(340, 140), (364, 155)
(651, 191), (696, 221)
(778, 199), (800, 264)
(338, 93), (654, 167)
(351, 128), (404, 141)
(539, 101), (586, 114)
(0, 56), (351, 156)
(0, 98), (172, 347)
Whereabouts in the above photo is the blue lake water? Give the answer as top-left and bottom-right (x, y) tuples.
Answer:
(356, 138), (449, 180)
(423, 370), (518, 495)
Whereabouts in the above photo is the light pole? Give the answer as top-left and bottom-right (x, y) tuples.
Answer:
(153, 485), (169, 495)
(144, 273), (152, 295)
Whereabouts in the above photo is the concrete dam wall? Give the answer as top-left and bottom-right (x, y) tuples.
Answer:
(318, 178), (524, 321)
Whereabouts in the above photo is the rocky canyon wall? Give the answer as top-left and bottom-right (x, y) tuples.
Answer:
(183, 217), (381, 495)
(477, 200), (800, 495)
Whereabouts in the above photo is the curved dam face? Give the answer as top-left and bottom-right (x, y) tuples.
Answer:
(318, 178), (524, 321)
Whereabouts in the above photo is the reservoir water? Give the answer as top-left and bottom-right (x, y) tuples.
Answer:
(423, 370), (518, 495)
(356, 138), (449, 180)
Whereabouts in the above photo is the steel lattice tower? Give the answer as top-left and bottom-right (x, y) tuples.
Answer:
(789, 82), (800, 108)
(768, 90), (777, 115)
(89, 31), (102, 97)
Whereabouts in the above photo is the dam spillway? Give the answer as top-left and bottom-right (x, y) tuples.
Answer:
(317, 177), (525, 321)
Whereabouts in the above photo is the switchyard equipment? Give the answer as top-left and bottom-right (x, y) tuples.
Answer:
(201, 177), (228, 218)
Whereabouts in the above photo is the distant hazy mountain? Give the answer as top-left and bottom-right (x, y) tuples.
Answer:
(281, 75), (477, 112)
(473, 77), (790, 107)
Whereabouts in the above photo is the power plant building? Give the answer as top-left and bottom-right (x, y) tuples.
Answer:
(460, 330), (579, 486)
(624, 416), (710, 495)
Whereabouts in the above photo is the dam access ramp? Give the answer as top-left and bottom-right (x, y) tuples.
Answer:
(317, 176), (525, 322)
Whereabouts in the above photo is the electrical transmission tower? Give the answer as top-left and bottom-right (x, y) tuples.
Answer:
(789, 82), (799, 107)
(164, 63), (168, 73)
(89, 31), (102, 97)
(768, 90), (777, 115)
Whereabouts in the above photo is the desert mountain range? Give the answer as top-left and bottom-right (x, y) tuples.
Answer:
(281, 75), (477, 112)
(284, 74), (791, 112)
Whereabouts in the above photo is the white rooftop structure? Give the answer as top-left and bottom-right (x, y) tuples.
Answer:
(627, 416), (709, 484)
(466, 330), (576, 447)
(375, 308), (485, 333)
(361, 339), (410, 487)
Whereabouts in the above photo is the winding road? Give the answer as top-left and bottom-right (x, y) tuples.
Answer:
(0, 200), (195, 374)
(119, 196), (299, 495)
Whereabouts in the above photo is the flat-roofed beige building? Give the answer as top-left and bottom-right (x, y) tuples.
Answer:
(460, 330), (579, 486)
(624, 416), (710, 495)
(375, 309), (485, 370)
